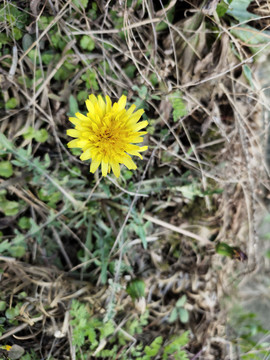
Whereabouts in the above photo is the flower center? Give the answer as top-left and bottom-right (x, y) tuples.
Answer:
(101, 129), (113, 140)
(92, 115), (126, 158)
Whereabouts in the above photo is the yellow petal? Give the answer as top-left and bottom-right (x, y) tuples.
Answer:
(69, 117), (81, 126)
(128, 136), (144, 143)
(75, 112), (89, 121)
(85, 99), (95, 113)
(98, 95), (106, 115)
(106, 95), (112, 112)
(90, 158), (101, 173)
(3, 345), (12, 351)
(91, 121), (99, 132)
(94, 103), (104, 120)
(67, 139), (80, 148)
(101, 161), (109, 176)
(133, 120), (148, 132)
(127, 109), (144, 124)
(125, 144), (147, 159)
(126, 104), (136, 116)
(138, 145), (148, 152)
(67, 129), (80, 138)
(137, 131), (148, 136)
(111, 162), (121, 178)
(117, 95), (127, 111)
(80, 148), (92, 161)
(122, 155), (137, 170)
(77, 139), (89, 147)
(89, 94), (98, 104)
(125, 144), (141, 152)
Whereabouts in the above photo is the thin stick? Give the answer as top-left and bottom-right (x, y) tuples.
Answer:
(143, 213), (210, 245)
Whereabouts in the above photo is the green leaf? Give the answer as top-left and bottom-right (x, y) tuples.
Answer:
(68, 95), (79, 117)
(230, 26), (270, 54)
(38, 188), (61, 208)
(0, 161), (13, 178)
(0, 239), (10, 253)
(169, 91), (188, 122)
(0, 133), (13, 151)
(243, 64), (254, 88)
(144, 336), (163, 356)
(226, 0), (258, 23)
(0, 301), (6, 311)
(156, 7), (174, 31)
(179, 308), (189, 323)
(132, 85), (148, 100)
(176, 295), (187, 308)
(22, 34), (33, 51)
(9, 245), (26, 258)
(88, 2), (98, 20)
(51, 34), (68, 50)
(23, 127), (48, 143)
(0, 4), (27, 41)
(99, 320), (115, 339)
(23, 127), (35, 140)
(215, 242), (235, 257)
(124, 64), (136, 79)
(0, 33), (9, 49)
(137, 222), (147, 249)
(77, 90), (88, 102)
(216, 0), (229, 18)
(5, 307), (20, 320)
(178, 183), (203, 200)
(13, 27), (23, 40)
(54, 61), (75, 81)
(41, 52), (54, 65)
(18, 217), (31, 230)
(27, 49), (40, 64)
(34, 129), (49, 143)
(126, 279), (146, 300)
(81, 70), (99, 91)
(72, 0), (89, 9)
(150, 73), (158, 86)
(18, 292), (27, 299)
(0, 200), (19, 216)
(163, 332), (189, 360)
(168, 307), (178, 323)
(80, 35), (95, 51)
(5, 97), (18, 110)
(38, 16), (54, 30)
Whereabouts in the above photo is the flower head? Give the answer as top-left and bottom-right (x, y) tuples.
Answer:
(67, 94), (148, 177)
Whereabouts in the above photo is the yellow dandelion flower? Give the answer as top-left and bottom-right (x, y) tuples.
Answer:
(67, 94), (148, 178)
(0, 345), (12, 351)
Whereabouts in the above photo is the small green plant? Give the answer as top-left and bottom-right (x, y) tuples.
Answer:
(70, 300), (190, 359)
(0, 189), (20, 216)
(0, 2), (28, 40)
(122, 331), (189, 360)
(169, 295), (189, 324)
(0, 161), (13, 178)
(169, 91), (188, 122)
(23, 127), (49, 143)
(229, 305), (270, 359)
(126, 278), (145, 301)
(5, 97), (18, 110)
(70, 300), (115, 353)
(163, 332), (189, 360)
